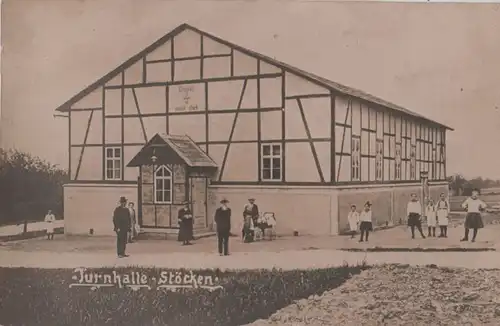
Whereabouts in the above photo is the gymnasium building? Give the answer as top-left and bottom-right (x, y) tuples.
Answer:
(55, 23), (452, 237)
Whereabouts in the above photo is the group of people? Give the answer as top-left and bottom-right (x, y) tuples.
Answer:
(111, 195), (274, 257)
(111, 188), (488, 257)
(177, 197), (272, 256)
(111, 196), (234, 257)
(347, 189), (487, 243)
(347, 201), (374, 242)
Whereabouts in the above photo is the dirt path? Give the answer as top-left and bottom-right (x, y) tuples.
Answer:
(2, 248), (500, 270)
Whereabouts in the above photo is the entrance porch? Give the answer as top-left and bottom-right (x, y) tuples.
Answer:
(127, 133), (218, 238)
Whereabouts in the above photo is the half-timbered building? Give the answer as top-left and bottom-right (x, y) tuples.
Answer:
(55, 23), (452, 237)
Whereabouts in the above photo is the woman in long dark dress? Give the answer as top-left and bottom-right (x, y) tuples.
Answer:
(178, 201), (194, 245)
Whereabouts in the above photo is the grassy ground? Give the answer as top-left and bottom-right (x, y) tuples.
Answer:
(249, 264), (500, 326)
(0, 264), (368, 326)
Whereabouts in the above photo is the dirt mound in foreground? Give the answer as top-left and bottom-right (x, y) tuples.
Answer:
(248, 265), (500, 325)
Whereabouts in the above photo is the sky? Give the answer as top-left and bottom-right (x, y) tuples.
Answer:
(1, 0), (500, 179)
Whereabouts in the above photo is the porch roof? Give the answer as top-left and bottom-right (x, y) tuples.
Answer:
(127, 133), (218, 168)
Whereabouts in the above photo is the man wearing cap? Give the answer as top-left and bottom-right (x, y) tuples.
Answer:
(214, 198), (231, 256)
(242, 198), (259, 242)
(113, 196), (131, 258)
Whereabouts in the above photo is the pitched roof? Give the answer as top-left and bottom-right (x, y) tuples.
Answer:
(157, 134), (218, 168)
(55, 23), (453, 131)
(126, 133), (218, 168)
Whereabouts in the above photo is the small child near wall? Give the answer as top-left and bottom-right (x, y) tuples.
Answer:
(347, 204), (360, 239)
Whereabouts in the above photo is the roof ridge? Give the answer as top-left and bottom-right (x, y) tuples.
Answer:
(55, 23), (452, 131)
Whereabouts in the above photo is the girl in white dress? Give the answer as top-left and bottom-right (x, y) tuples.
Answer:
(44, 210), (56, 240)
(436, 193), (450, 238)
(425, 199), (437, 237)
(347, 204), (360, 239)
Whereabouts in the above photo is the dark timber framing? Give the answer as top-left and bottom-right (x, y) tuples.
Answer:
(230, 48), (234, 76)
(132, 88), (148, 142)
(281, 70), (286, 182)
(59, 23), (452, 187)
(165, 86), (169, 134)
(145, 53), (230, 65)
(104, 107), (283, 118)
(104, 73), (282, 89)
(337, 98), (351, 182)
(330, 92), (336, 183)
(256, 60), (262, 182)
(297, 98), (325, 182)
(74, 110), (95, 180)
(68, 103), (72, 179)
(170, 37), (175, 81)
(285, 94), (330, 100)
(120, 72), (125, 180)
(204, 82), (209, 154)
(200, 34), (204, 79)
(101, 86), (106, 180)
(142, 56), (147, 83)
(70, 107), (102, 112)
(218, 79), (248, 181)
(70, 138), (333, 148)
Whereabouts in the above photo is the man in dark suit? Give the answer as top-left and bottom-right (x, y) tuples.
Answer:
(214, 198), (231, 256)
(113, 196), (131, 258)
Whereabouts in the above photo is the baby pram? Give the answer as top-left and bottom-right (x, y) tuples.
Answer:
(254, 212), (277, 241)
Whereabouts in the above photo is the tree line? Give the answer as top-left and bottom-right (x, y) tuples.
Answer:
(0, 149), (68, 225)
(448, 173), (500, 196)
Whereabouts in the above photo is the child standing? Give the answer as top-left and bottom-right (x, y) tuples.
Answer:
(407, 193), (426, 239)
(347, 204), (360, 239)
(426, 199), (437, 237)
(436, 193), (450, 237)
(461, 189), (487, 242)
(44, 210), (56, 240)
(358, 202), (373, 242)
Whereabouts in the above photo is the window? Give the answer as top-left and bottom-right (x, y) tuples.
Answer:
(410, 145), (416, 180)
(105, 147), (122, 180)
(154, 165), (172, 203)
(395, 144), (402, 180)
(351, 137), (361, 181)
(375, 140), (383, 180)
(262, 144), (282, 181)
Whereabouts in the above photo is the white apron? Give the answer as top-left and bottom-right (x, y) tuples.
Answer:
(436, 200), (450, 226)
(426, 207), (437, 227)
(44, 214), (55, 234)
(348, 212), (359, 231)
